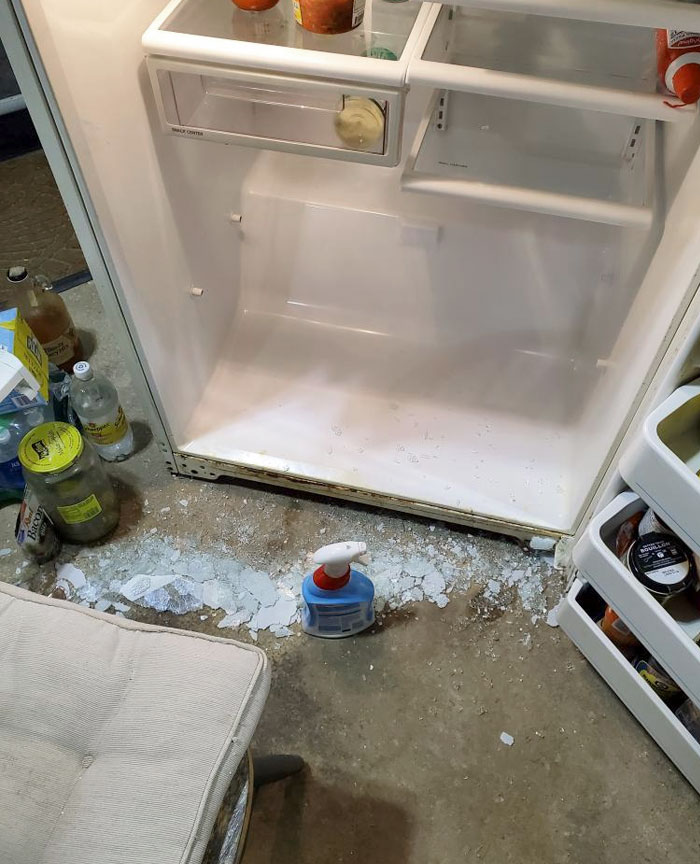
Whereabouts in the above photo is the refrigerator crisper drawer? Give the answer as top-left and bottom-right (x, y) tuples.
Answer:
(573, 491), (700, 708)
(408, 5), (695, 122)
(147, 58), (402, 164)
(401, 90), (656, 227)
(559, 578), (700, 795)
(620, 381), (700, 558)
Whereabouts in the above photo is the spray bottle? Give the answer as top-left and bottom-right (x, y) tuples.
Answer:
(302, 541), (375, 638)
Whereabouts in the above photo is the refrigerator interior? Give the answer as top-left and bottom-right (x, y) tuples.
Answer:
(13, 0), (700, 535)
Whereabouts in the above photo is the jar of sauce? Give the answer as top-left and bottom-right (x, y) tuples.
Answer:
(625, 532), (696, 603)
(294, 0), (365, 35)
(231, 0), (279, 14)
(19, 422), (119, 543)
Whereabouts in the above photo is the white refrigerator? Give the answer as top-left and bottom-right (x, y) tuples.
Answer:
(4, 0), (700, 791)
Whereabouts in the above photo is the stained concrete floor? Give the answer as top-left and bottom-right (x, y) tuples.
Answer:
(0, 283), (699, 863)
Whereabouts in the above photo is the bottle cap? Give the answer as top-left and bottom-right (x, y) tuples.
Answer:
(73, 361), (93, 381)
(7, 266), (28, 283)
(672, 63), (700, 104)
(19, 422), (84, 475)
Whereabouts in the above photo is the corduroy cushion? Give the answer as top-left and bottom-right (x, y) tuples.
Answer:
(0, 581), (270, 864)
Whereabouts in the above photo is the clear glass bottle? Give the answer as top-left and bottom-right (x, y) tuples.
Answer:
(6, 267), (83, 373)
(18, 422), (119, 543)
(0, 404), (55, 494)
(70, 361), (134, 462)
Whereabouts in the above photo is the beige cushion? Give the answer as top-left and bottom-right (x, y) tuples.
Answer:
(0, 581), (269, 864)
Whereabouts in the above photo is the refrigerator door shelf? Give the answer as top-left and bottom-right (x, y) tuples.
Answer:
(408, 5), (696, 122)
(573, 490), (700, 708)
(148, 58), (403, 165)
(143, 0), (432, 88)
(401, 90), (656, 228)
(407, 0), (700, 31)
(559, 578), (700, 795)
(621, 380), (700, 558)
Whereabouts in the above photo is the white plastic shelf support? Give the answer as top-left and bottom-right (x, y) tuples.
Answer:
(408, 0), (700, 31)
(621, 380), (700, 558)
(408, 5), (696, 122)
(559, 578), (700, 795)
(573, 491), (700, 709)
(402, 91), (656, 228)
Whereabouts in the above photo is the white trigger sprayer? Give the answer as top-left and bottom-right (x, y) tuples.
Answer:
(302, 540), (375, 638)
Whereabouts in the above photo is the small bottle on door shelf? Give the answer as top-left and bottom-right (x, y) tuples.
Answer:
(302, 541), (375, 637)
(657, 29), (700, 104)
(6, 267), (83, 373)
(69, 361), (134, 461)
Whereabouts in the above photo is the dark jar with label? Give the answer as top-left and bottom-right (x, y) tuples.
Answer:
(625, 532), (696, 602)
(18, 422), (119, 543)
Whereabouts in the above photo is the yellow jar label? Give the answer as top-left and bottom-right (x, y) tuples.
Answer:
(293, 0), (302, 23)
(57, 494), (103, 524)
(19, 422), (84, 474)
(84, 406), (128, 446)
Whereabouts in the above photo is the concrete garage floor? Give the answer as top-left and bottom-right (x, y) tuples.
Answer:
(0, 284), (699, 863)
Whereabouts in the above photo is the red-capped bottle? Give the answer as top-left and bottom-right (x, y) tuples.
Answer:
(657, 29), (700, 104)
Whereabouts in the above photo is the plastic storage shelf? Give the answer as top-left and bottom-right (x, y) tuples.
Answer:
(620, 381), (700, 558)
(402, 90), (656, 227)
(143, 0), (432, 87)
(408, 0), (700, 30)
(408, 6), (695, 121)
(559, 578), (700, 795)
(573, 490), (700, 707)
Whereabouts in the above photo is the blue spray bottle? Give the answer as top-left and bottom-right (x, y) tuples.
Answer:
(302, 541), (375, 638)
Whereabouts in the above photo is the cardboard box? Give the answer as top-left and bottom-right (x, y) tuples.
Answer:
(0, 308), (50, 415)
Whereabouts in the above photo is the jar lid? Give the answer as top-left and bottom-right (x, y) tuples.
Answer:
(18, 422), (84, 474)
(627, 532), (695, 596)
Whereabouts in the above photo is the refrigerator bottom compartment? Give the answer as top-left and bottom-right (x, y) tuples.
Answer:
(171, 148), (654, 535)
(181, 309), (579, 531)
(401, 91), (655, 228)
(559, 578), (700, 795)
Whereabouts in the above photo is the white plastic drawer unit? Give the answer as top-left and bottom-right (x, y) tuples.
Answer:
(620, 380), (700, 558)
(573, 491), (700, 709)
(143, 0), (432, 164)
(559, 578), (700, 795)
(148, 58), (402, 163)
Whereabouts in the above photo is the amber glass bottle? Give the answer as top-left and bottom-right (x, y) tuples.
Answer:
(6, 267), (83, 373)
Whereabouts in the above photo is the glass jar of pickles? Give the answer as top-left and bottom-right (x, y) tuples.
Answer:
(18, 422), (119, 543)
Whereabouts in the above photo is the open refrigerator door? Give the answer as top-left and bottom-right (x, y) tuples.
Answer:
(559, 284), (700, 795)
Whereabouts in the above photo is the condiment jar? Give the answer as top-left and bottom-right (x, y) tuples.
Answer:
(624, 532), (696, 603)
(231, 0), (279, 13)
(294, 0), (365, 34)
(18, 422), (119, 543)
(598, 606), (640, 659)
